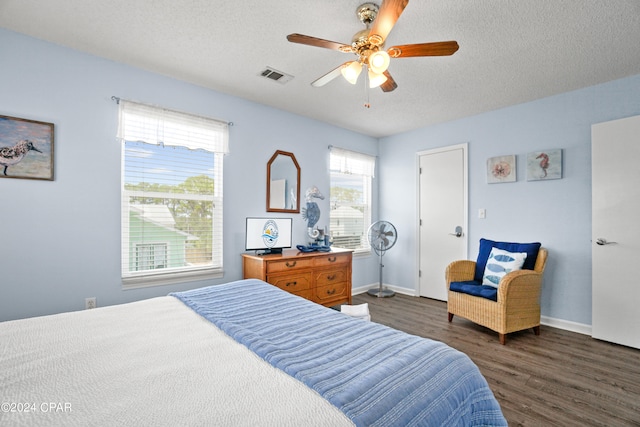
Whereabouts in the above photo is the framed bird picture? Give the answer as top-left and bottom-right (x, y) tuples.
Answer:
(0, 115), (54, 181)
(527, 149), (562, 181)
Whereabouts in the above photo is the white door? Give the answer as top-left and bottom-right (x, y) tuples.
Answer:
(592, 115), (640, 349)
(418, 144), (468, 300)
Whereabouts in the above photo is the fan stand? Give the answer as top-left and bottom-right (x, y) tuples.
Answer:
(367, 240), (395, 298)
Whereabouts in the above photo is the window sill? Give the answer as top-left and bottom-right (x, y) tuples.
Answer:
(353, 248), (372, 258)
(122, 267), (223, 290)
(331, 247), (371, 258)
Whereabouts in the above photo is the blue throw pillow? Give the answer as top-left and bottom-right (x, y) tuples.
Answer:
(474, 239), (541, 282)
(482, 247), (527, 287)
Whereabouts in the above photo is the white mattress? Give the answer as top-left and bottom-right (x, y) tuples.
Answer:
(0, 296), (353, 426)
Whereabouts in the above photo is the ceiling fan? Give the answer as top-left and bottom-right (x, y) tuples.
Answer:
(287, 0), (459, 93)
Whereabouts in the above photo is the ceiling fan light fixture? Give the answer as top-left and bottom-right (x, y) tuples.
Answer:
(286, 1), (458, 96)
(341, 61), (362, 84)
(368, 50), (390, 74)
(368, 69), (388, 88)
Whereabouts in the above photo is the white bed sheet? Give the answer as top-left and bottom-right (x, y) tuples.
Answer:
(0, 296), (353, 427)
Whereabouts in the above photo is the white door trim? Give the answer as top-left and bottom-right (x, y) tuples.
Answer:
(415, 143), (469, 296)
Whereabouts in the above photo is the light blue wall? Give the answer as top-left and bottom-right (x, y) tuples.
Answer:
(379, 74), (640, 325)
(0, 28), (379, 321)
(2, 27), (640, 327)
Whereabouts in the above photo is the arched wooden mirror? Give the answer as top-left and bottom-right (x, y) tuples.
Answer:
(267, 150), (301, 213)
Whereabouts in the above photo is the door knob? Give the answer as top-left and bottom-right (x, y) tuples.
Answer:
(596, 238), (617, 246)
(449, 226), (463, 238)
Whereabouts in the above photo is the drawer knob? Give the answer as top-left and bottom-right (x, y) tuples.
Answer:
(285, 261), (297, 268)
(327, 274), (336, 281)
(328, 256), (337, 262)
(286, 281), (297, 287)
(326, 288), (336, 295)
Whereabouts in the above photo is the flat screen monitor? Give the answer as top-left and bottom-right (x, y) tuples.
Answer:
(245, 217), (293, 254)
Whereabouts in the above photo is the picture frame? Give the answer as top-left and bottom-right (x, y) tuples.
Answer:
(487, 154), (516, 183)
(0, 115), (54, 181)
(527, 149), (562, 181)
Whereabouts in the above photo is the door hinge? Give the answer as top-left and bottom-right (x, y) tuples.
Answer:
(420, 219), (422, 226)
(419, 270), (422, 277)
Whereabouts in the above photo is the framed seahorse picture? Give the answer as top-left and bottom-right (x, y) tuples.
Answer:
(526, 149), (562, 181)
(0, 115), (54, 181)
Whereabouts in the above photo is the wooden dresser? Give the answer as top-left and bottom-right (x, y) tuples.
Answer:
(242, 248), (352, 307)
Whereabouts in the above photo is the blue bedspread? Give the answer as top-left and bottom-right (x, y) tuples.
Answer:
(171, 279), (507, 426)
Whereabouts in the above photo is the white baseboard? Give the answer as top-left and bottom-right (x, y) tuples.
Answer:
(352, 284), (593, 337)
(541, 315), (591, 336)
(352, 283), (417, 297)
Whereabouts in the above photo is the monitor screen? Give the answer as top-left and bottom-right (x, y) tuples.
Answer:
(245, 217), (293, 254)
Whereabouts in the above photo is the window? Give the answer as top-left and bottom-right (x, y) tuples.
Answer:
(329, 147), (375, 253)
(135, 243), (167, 271)
(117, 100), (228, 288)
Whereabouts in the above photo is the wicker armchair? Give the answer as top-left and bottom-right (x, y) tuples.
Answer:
(446, 245), (548, 345)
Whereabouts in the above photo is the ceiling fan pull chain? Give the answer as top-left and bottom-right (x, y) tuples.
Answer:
(364, 66), (371, 108)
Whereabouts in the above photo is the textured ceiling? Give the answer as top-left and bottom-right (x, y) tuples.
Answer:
(1, 0), (639, 137)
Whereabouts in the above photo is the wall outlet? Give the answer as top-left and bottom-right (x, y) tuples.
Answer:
(478, 208), (486, 219)
(85, 297), (97, 310)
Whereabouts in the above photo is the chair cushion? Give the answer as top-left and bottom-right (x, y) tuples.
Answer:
(474, 239), (541, 282)
(482, 247), (528, 287)
(449, 281), (498, 301)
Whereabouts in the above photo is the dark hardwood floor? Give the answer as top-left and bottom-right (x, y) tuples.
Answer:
(352, 293), (640, 426)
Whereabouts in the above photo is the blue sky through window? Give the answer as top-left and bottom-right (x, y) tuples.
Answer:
(331, 173), (365, 204)
(124, 141), (214, 186)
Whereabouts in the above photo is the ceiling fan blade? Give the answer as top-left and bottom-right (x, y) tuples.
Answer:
(387, 41), (459, 58)
(287, 33), (352, 53)
(311, 63), (349, 87)
(380, 70), (398, 92)
(368, 0), (409, 45)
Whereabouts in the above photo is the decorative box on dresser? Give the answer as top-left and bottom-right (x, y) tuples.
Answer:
(242, 248), (353, 307)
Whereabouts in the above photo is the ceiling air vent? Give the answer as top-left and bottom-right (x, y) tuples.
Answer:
(259, 67), (294, 84)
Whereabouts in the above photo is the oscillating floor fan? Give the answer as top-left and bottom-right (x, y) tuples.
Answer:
(366, 220), (398, 298)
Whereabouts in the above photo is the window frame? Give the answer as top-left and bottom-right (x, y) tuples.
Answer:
(118, 100), (227, 289)
(329, 147), (375, 255)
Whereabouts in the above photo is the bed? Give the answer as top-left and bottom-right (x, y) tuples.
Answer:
(1, 279), (507, 426)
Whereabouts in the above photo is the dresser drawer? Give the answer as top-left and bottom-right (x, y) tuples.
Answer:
(243, 248), (352, 307)
(312, 253), (351, 268)
(290, 288), (314, 301)
(267, 258), (313, 273)
(314, 282), (348, 304)
(268, 272), (312, 292)
(314, 269), (348, 287)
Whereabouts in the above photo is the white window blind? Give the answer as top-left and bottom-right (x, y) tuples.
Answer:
(329, 147), (375, 253)
(329, 146), (376, 177)
(117, 101), (229, 153)
(118, 100), (228, 287)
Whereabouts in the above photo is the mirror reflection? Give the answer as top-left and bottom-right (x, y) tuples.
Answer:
(267, 150), (300, 213)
